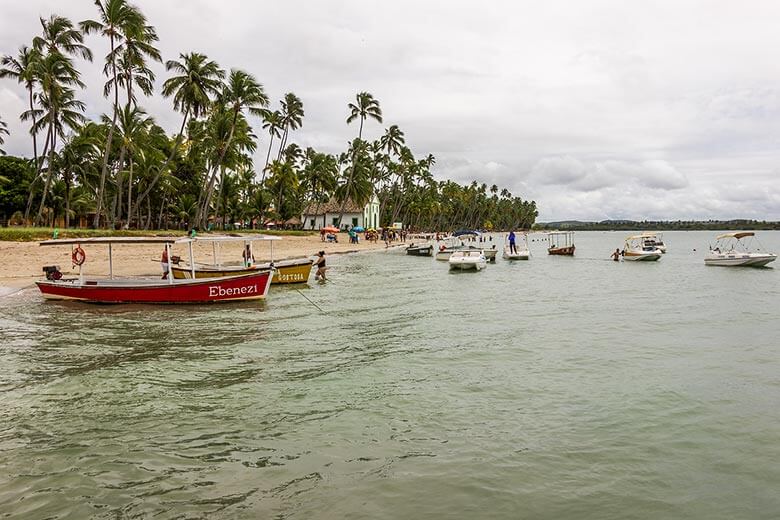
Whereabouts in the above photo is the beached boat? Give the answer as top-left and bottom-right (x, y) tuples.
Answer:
(547, 231), (575, 256)
(704, 232), (776, 267)
(622, 235), (662, 261)
(405, 243), (434, 257)
(448, 250), (487, 271)
(36, 237), (273, 304)
(169, 235), (312, 284)
(503, 233), (530, 260)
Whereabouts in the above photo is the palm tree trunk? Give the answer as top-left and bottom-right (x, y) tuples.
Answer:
(131, 107), (189, 217)
(199, 110), (238, 227)
(126, 152), (133, 225)
(112, 145), (126, 227)
(25, 128), (51, 223)
(262, 132), (275, 182)
(35, 112), (56, 226)
(64, 168), (71, 229)
(94, 33), (119, 228)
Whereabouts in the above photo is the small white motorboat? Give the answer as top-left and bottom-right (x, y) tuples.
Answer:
(622, 235), (662, 261)
(448, 250), (487, 271)
(503, 233), (530, 260)
(640, 232), (666, 253)
(435, 236), (465, 261)
(704, 232), (776, 267)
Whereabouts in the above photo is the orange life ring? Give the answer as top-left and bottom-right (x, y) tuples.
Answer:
(72, 246), (86, 266)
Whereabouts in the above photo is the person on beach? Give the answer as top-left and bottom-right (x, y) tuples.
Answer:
(508, 231), (517, 254)
(242, 245), (254, 267)
(160, 248), (169, 279)
(611, 248), (621, 261)
(315, 251), (328, 280)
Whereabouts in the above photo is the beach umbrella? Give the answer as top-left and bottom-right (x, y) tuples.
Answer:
(322, 226), (339, 233)
(352, 226), (365, 232)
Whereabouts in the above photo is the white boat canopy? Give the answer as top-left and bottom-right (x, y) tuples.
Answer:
(193, 234), (281, 242)
(715, 231), (755, 240)
(39, 236), (190, 246)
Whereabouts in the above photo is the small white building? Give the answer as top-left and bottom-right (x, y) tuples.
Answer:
(302, 194), (380, 230)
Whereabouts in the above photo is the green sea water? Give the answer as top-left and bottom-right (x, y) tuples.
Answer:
(1, 231), (779, 519)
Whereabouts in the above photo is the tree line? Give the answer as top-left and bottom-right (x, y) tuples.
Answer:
(0, 0), (537, 231)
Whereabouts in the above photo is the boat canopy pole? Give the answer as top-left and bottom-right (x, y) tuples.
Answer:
(108, 243), (113, 280)
(166, 242), (173, 285)
(188, 241), (196, 279)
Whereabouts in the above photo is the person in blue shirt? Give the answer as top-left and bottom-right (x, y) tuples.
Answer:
(508, 231), (517, 254)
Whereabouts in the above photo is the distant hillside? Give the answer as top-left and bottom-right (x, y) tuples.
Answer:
(534, 219), (780, 231)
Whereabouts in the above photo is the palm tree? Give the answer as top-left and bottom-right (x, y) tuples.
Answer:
(33, 14), (93, 62)
(81, 0), (144, 227)
(106, 21), (160, 108)
(198, 69), (267, 227)
(275, 92), (304, 161)
(346, 91), (382, 139)
(1, 46), (44, 190)
(260, 109), (282, 178)
(339, 92), (382, 225)
(266, 159), (299, 220)
(131, 52), (224, 217)
(302, 151), (338, 222)
(379, 124), (404, 157)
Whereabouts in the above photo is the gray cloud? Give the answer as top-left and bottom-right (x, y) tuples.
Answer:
(2, 0), (780, 220)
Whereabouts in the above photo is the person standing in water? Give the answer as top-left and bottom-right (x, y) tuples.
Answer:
(242, 244), (254, 267)
(508, 231), (517, 254)
(611, 248), (621, 261)
(315, 251), (328, 280)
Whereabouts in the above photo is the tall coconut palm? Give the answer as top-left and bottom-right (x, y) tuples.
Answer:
(275, 92), (304, 161)
(32, 87), (87, 224)
(1, 46), (44, 190)
(81, 0), (144, 227)
(339, 92), (382, 225)
(198, 68), (267, 227)
(379, 124), (404, 157)
(33, 14), (93, 62)
(346, 91), (382, 140)
(131, 52), (224, 218)
(302, 151), (338, 221)
(260, 109), (282, 179)
(105, 21), (160, 108)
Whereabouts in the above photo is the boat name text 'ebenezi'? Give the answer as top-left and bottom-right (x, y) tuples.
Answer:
(208, 284), (259, 297)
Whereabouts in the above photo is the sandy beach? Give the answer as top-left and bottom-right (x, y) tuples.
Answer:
(0, 235), (399, 292)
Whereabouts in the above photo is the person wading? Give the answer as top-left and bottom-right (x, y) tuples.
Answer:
(508, 231), (517, 254)
(315, 251), (328, 280)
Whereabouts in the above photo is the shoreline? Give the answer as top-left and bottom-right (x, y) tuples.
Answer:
(0, 237), (407, 295)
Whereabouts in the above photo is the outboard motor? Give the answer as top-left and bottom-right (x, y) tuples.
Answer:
(43, 265), (62, 280)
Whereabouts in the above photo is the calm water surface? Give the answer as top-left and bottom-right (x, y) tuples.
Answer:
(1, 231), (779, 519)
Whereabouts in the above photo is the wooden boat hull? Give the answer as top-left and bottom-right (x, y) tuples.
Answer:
(171, 258), (313, 284)
(406, 245), (434, 256)
(36, 270), (273, 304)
(548, 246), (575, 256)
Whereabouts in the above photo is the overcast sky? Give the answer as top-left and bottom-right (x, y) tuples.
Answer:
(2, 0), (779, 221)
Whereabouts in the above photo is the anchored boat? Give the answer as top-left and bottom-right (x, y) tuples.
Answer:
(36, 237), (272, 304)
(169, 235), (312, 284)
(448, 250), (487, 271)
(405, 243), (434, 256)
(547, 231), (575, 256)
(622, 235), (663, 261)
(704, 232), (776, 267)
(503, 233), (530, 260)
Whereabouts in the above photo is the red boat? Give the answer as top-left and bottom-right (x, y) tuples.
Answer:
(36, 237), (273, 304)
